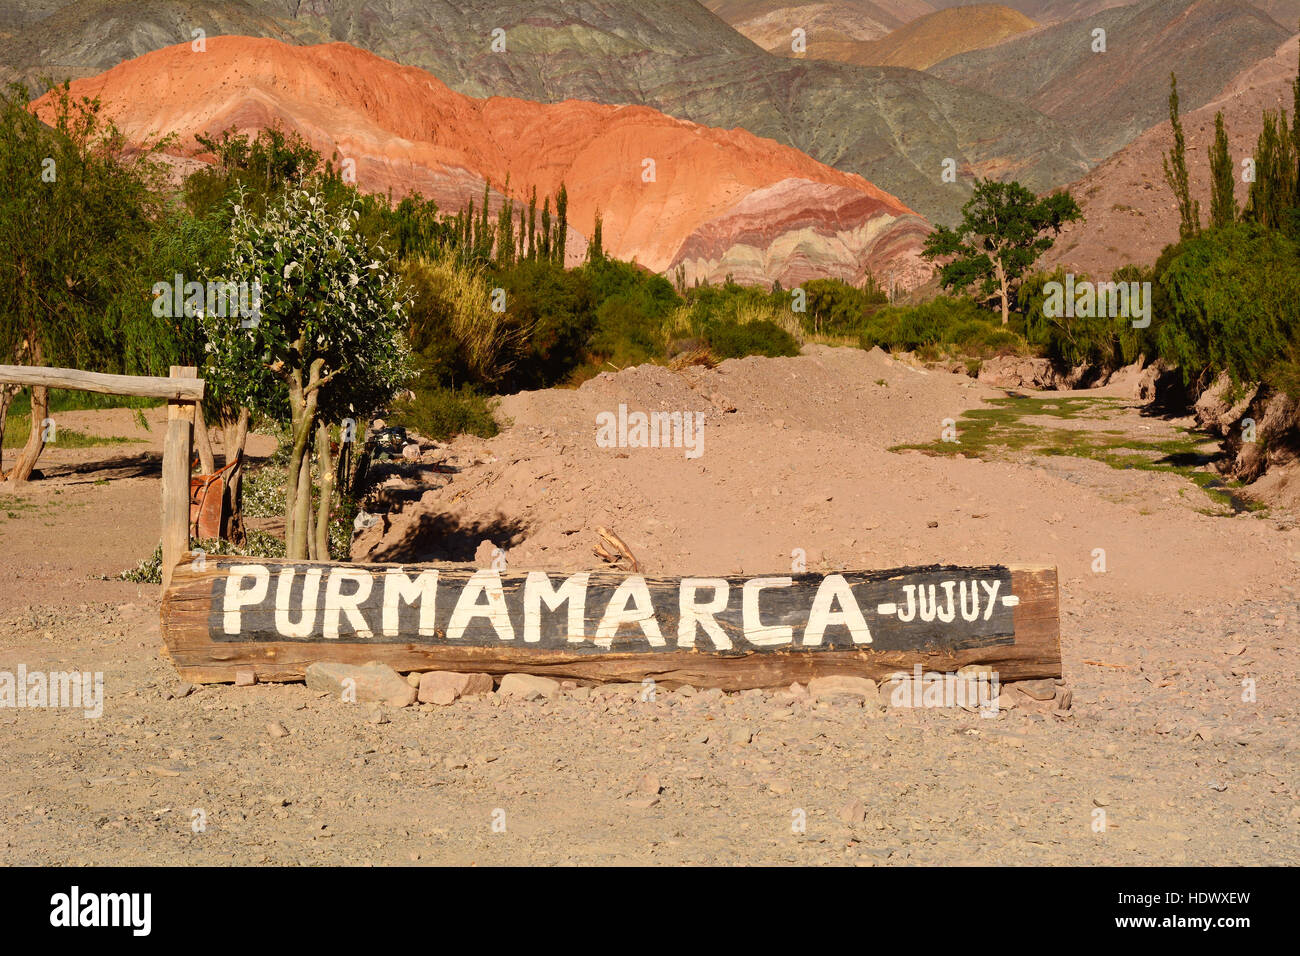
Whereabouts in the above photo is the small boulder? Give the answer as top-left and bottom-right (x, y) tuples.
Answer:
(305, 661), (416, 707)
(498, 673), (560, 700)
(808, 675), (878, 700)
(417, 671), (494, 705)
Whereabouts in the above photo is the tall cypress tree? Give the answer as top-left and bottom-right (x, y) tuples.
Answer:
(555, 182), (568, 265)
(588, 210), (604, 262)
(1208, 112), (1238, 228)
(1162, 73), (1200, 240)
(540, 196), (552, 260)
(526, 186), (537, 260)
(1245, 110), (1297, 230)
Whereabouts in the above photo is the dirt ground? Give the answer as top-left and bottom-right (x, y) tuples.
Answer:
(1, 346), (1296, 865)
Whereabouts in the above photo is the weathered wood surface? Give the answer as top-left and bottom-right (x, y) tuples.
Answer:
(160, 367), (196, 592)
(161, 559), (1061, 688)
(0, 364), (205, 401)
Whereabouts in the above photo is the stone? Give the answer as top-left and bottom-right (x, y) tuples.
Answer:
(1013, 679), (1057, 701)
(498, 673), (560, 699)
(839, 800), (866, 825)
(401, 443), (422, 460)
(729, 727), (753, 745)
(418, 671), (494, 704)
(267, 721), (289, 738)
(405, 672), (422, 688)
(234, 669), (256, 686)
(639, 774), (662, 795)
(305, 661), (417, 707)
(808, 675), (878, 700)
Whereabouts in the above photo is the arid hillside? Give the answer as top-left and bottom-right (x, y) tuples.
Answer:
(32, 36), (934, 288)
(789, 5), (1038, 69)
(0, 0), (1091, 226)
(1044, 32), (1300, 276)
(930, 0), (1290, 159)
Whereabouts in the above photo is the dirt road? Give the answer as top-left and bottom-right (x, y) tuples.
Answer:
(1, 347), (1296, 865)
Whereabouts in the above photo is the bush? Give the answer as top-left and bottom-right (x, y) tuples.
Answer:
(390, 385), (499, 441)
(857, 297), (1011, 355)
(1154, 223), (1300, 387)
(705, 319), (800, 359)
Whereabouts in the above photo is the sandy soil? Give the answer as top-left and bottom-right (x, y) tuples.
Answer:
(1, 346), (1296, 865)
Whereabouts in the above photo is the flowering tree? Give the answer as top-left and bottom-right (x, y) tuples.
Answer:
(201, 184), (411, 559)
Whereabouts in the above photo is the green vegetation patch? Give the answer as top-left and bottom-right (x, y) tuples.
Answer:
(891, 395), (1263, 513)
(2, 414), (141, 450)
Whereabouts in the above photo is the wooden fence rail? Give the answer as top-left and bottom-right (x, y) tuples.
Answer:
(0, 365), (204, 402)
(0, 363), (200, 589)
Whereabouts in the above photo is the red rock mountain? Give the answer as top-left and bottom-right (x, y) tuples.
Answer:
(33, 36), (932, 289)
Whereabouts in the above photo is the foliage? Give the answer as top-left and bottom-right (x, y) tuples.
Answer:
(1161, 74), (1200, 241)
(704, 319), (800, 359)
(1154, 223), (1300, 388)
(858, 297), (1018, 357)
(200, 183), (411, 557)
(921, 179), (1081, 323)
(389, 385), (500, 441)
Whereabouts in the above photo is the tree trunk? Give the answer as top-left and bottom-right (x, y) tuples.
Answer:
(296, 445), (314, 560)
(994, 258), (1010, 325)
(219, 406), (250, 542)
(314, 420), (334, 561)
(0, 383), (17, 478)
(194, 403), (216, 475)
(8, 383), (49, 483)
(7, 339), (48, 484)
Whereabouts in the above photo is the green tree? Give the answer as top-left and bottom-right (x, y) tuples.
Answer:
(1208, 112), (1238, 228)
(200, 184), (411, 559)
(1162, 74), (1201, 241)
(555, 183), (568, 265)
(0, 83), (164, 482)
(921, 179), (1081, 324)
(1243, 109), (1297, 232)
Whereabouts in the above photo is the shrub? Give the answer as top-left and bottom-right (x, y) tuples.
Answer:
(390, 385), (499, 441)
(705, 319), (800, 359)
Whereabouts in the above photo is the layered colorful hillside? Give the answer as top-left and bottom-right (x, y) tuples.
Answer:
(793, 4), (1037, 69)
(0, 0), (1093, 226)
(32, 36), (933, 288)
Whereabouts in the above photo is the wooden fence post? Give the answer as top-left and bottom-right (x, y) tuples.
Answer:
(161, 366), (196, 591)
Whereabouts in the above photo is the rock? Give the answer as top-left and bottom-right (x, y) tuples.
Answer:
(729, 727), (753, 746)
(639, 774), (662, 795)
(977, 355), (1059, 389)
(405, 672), (422, 688)
(234, 669), (256, 687)
(1012, 679), (1057, 701)
(266, 721), (288, 738)
(305, 661), (417, 707)
(1055, 686), (1073, 711)
(808, 675), (878, 700)
(498, 673), (560, 700)
(401, 443), (422, 460)
(367, 705), (389, 725)
(839, 800), (866, 825)
(417, 671), (494, 705)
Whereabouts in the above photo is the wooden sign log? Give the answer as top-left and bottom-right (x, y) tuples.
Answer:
(161, 559), (1061, 689)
